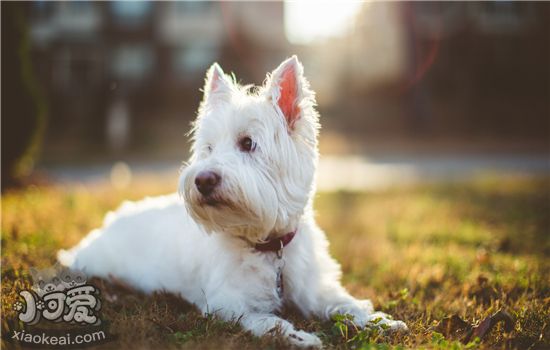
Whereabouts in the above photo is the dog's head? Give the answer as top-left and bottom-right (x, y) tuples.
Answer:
(179, 56), (319, 243)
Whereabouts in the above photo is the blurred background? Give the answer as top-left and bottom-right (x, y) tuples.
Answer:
(2, 1), (549, 190)
(3, 4), (549, 346)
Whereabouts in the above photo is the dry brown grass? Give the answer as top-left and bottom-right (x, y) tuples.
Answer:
(2, 176), (549, 349)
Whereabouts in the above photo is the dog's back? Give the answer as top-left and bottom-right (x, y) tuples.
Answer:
(58, 194), (202, 293)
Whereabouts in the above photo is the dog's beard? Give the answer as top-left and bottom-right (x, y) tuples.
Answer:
(180, 167), (279, 243)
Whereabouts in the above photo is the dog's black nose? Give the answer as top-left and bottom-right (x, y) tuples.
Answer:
(195, 171), (220, 196)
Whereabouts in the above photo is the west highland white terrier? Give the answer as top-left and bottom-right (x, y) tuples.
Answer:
(58, 56), (407, 347)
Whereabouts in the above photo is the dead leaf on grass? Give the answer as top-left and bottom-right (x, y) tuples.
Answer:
(435, 309), (515, 344)
(467, 309), (515, 343)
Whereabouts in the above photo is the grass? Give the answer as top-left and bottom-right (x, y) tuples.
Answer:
(1, 176), (549, 349)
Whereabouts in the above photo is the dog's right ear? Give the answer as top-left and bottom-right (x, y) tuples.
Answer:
(202, 63), (234, 106)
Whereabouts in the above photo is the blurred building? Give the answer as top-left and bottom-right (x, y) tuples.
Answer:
(305, 2), (549, 140)
(24, 1), (549, 163)
(28, 1), (288, 159)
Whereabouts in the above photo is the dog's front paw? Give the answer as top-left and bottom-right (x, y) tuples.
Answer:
(333, 300), (407, 334)
(359, 312), (408, 333)
(287, 330), (322, 348)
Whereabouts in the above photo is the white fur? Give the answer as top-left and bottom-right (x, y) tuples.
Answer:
(58, 56), (407, 347)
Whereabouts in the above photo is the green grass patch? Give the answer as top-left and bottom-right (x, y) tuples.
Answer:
(2, 176), (549, 349)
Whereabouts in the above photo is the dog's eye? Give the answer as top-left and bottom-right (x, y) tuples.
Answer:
(238, 137), (255, 152)
(206, 145), (213, 153)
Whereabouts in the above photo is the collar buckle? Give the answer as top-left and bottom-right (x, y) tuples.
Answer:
(276, 240), (284, 259)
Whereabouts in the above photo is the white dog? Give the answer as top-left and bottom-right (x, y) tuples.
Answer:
(58, 56), (407, 347)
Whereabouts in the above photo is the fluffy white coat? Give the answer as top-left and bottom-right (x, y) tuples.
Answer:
(58, 56), (407, 347)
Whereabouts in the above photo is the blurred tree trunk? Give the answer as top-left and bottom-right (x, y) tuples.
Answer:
(1, 2), (47, 188)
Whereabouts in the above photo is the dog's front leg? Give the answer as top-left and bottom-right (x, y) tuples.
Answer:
(239, 313), (322, 348)
(287, 229), (408, 333)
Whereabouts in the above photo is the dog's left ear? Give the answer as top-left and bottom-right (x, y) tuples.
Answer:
(265, 55), (309, 130)
(202, 63), (234, 106)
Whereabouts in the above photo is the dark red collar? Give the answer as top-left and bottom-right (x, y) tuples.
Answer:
(255, 230), (296, 252)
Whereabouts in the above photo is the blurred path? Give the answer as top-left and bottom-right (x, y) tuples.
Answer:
(38, 153), (549, 191)
(317, 154), (549, 190)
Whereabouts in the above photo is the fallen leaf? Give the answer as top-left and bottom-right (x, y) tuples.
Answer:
(467, 309), (515, 342)
(435, 309), (515, 344)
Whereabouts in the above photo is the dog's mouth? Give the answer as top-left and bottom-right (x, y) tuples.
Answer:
(201, 197), (221, 207)
(198, 195), (228, 208)
(197, 194), (245, 215)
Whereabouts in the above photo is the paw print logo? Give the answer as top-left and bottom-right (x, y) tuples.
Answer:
(13, 301), (24, 312)
(36, 300), (45, 310)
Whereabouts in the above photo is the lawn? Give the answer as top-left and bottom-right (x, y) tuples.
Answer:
(1, 176), (549, 349)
